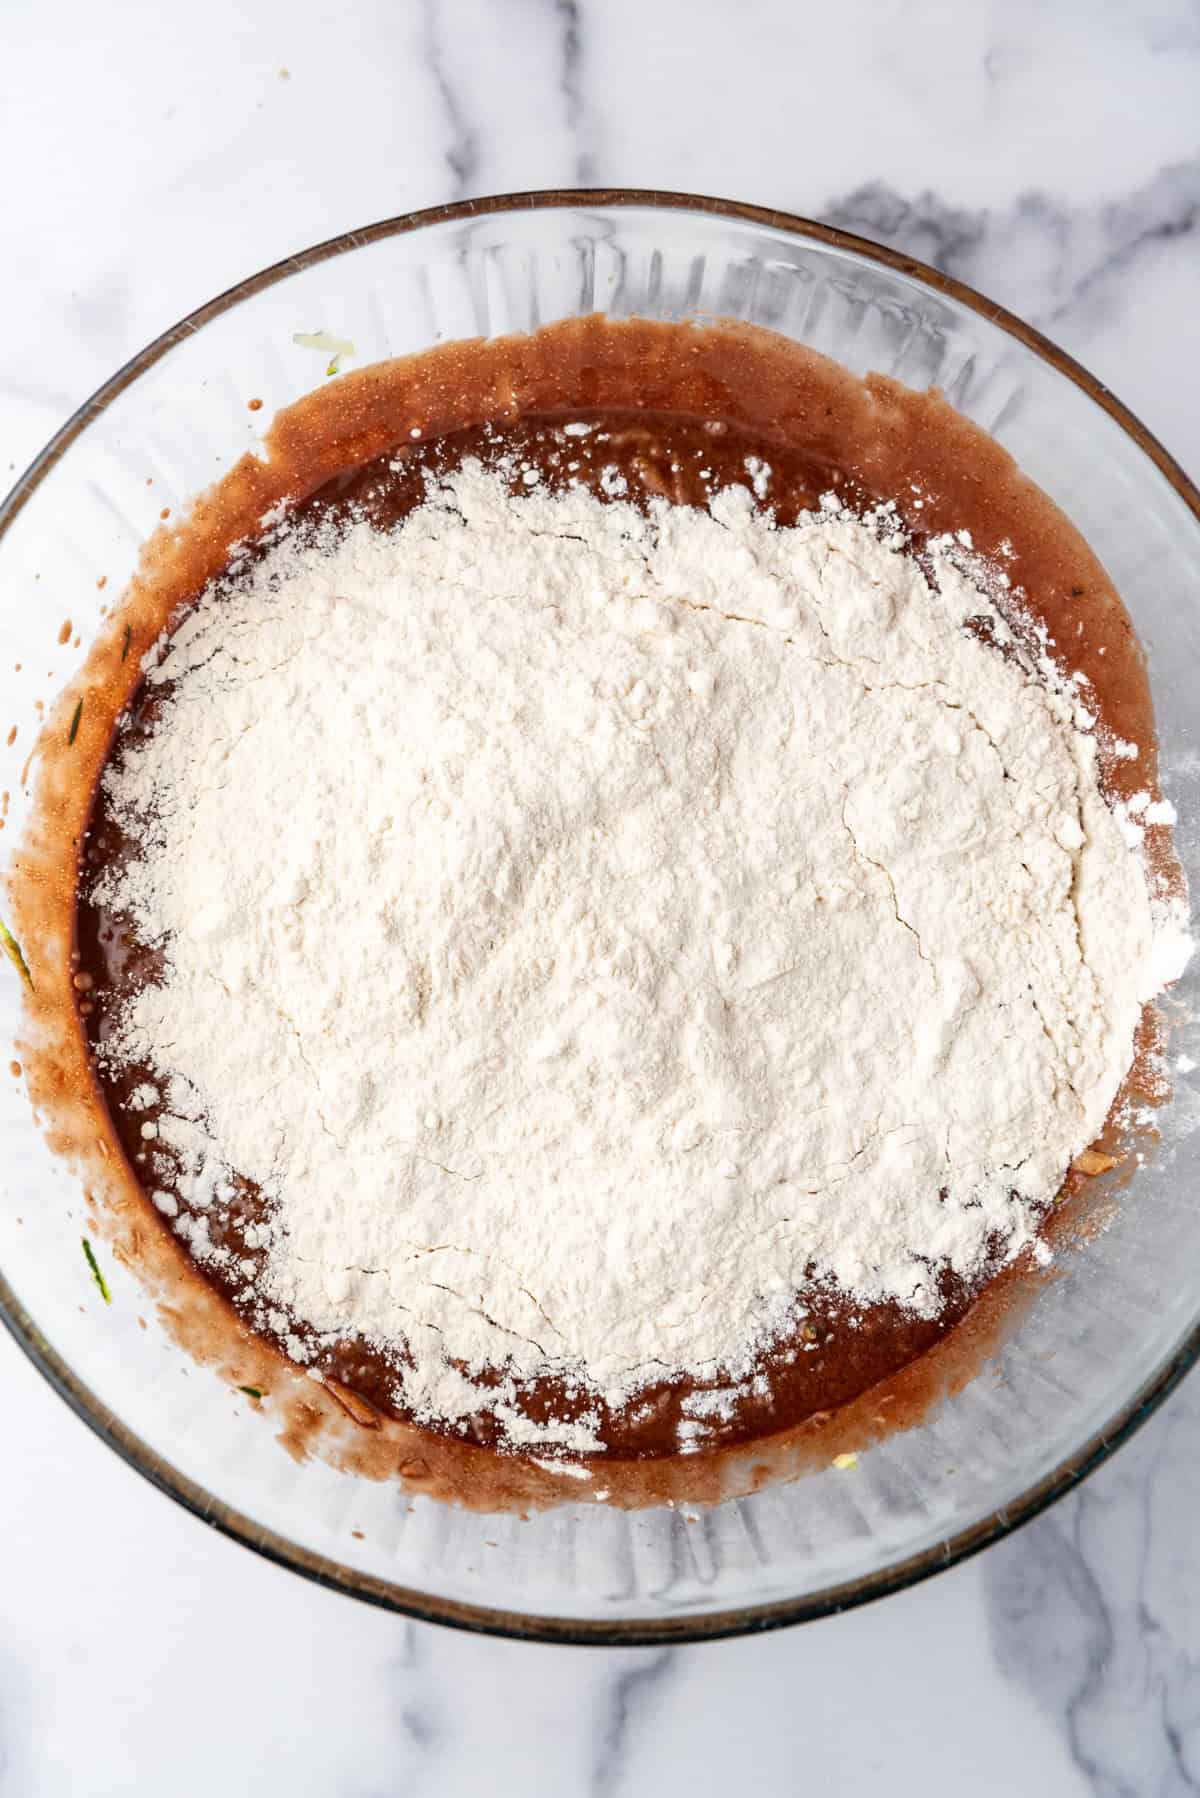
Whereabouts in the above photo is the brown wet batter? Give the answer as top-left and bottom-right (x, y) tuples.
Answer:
(11, 316), (1177, 1500)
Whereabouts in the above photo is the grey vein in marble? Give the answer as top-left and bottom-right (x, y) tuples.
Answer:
(394, 1621), (440, 1754)
(422, 0), (597, 199)
(556, 0), (597, 187)
(421, 0), (482, 199)
(822, 158), (1200, 329)
(986, 1375), (1200, 1795)
(590, 1647), (677, 1796)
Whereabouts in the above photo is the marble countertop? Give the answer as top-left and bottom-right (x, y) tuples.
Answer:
(2, 1), (1199, 1790)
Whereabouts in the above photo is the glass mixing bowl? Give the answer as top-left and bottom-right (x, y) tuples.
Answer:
(2, 192), (1198, 1644)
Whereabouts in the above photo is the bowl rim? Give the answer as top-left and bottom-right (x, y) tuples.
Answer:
(2, 185), (1198, 1646)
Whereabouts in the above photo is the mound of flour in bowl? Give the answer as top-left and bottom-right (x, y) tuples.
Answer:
(93, 458), (1186, 1451)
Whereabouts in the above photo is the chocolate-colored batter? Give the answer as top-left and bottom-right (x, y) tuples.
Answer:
(14, 317), (1173, 1495)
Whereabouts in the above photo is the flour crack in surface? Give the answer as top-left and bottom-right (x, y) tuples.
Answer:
(92, 458), (1187, 1450)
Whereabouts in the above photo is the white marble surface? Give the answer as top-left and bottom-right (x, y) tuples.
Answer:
(2, 1), (1199, 1790)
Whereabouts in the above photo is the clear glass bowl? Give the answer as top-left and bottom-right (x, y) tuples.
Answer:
(2, 192), (1198, 1645)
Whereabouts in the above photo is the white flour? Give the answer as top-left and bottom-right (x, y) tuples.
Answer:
(94, 457), (1191, 1452)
